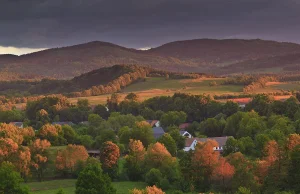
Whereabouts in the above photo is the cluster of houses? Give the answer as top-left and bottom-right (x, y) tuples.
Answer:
(146, 120), (230, 152)
(9, 120), (230, 153)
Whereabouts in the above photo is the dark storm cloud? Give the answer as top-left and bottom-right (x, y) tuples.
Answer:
(1, 0), (300, 49)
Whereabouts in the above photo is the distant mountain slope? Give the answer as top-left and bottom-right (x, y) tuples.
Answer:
(0, 41), (186, 78)
(148, 39), (300, 65)
(222, 52), (300, 73)
(1, 39), (300, 79)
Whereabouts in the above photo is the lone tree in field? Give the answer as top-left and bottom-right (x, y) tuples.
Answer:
(75, 163), (116, 194)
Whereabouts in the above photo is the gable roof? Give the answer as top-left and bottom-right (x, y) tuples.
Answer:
(152, 127), (165, 139)
(9, 122), (23, 127)
(195, 136), (231, 147)
(146, 120), (159, 127)
(185, 138), (197, 147)
(179, 123), (191, 129)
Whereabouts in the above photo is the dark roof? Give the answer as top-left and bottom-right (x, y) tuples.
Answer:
(52, 122), (75, 126)
(87, 150), (100, 154)
(152, 127), (165, 139)
(195, 136), (231, 147)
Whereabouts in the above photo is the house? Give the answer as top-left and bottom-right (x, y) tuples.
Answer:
(152, 127), (165, 139)
(146, 120), (160, 127)
(9, 122), (23, 128)
(179, 123), (191, 130)
(183, 138), (198, 152)
(183, 136), (231, 152)
(87, 150), (100, 158)
(52, 121), (75, 126)
(179, 130), (192, 138)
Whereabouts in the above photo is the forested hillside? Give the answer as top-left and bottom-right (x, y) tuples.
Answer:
(0, 64), (209, 97)
(1, 39), (300, 79)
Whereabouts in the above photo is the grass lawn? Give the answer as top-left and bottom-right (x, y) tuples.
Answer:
(25, 179), (148, 194)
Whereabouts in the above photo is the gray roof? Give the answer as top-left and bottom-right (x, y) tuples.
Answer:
(10, 122), (23, 127)
(152, 127), (165, 139)
(179, 130), (187, 135)
(195, 136), (232, 147)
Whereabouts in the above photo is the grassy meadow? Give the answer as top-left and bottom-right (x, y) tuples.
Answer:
(25, 179), (148, 194)
(69, 77), (244, 105)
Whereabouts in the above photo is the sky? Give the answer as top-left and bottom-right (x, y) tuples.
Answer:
(1, 0), (300, 55)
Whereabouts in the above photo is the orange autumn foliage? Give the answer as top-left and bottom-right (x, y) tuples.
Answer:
(287, 134), (300, 151)
(257, 140), (280, 183)
(14, 146), (31, 176)
(0, 123), (24, 144)
(39, 124), (62, 138)
(145, 185), (165, 194)
(135, 121), (151, 128)
(146, 142), (174, 167)
(212, 157), (235, 181)
(127, 139), (145, 161)
(100, 141), (120, 168)
(130, 185), (165, 194)
(263, 140), (279, 164)
(30, 139), (51, 170)
(0, 138), (18, 159)
(56, 144), (89, 171)
(192, 139), (220, 167)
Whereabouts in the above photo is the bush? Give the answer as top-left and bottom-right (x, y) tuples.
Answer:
(145, 168), (163, 186)
(159, 178), (170, 190)
(75, 163), (116, 194)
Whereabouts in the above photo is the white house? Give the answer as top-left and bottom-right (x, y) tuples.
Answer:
(180, 130), (192, 138)
(183, 136), (231, 152)
(183, 138), (198, 151)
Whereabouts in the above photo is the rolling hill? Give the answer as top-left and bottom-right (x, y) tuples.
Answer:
(1, 39), (300, 79)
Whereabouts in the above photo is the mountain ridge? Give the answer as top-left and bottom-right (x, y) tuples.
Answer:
(1, 38), (300, 79)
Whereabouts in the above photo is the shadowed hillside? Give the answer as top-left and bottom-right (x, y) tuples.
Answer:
(1, 39), (300, 79)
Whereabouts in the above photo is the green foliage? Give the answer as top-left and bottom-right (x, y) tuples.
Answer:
(62, 125), (77, 144)
(75, 163), (116, 194)
(0, 162), (29, 194)
(145, 168), (163, 186)
(157, 133), (177, 156)
(56, 188), (66, 194)
(93, 104), (109, 119)
(287, 145), (300, 193)
(160, 111), (187, 127)
(169, 128), (185, 150)
(235, 187), (253, 194)
(130, 122), (155, 147)
(199, 118), (224, 137)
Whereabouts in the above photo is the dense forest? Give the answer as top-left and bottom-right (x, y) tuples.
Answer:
(1, 92), (300, 193)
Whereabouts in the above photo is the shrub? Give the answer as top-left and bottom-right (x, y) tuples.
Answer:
(145, 168), (163, 186)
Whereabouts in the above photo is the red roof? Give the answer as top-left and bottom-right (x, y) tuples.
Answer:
(179, 123), (191, 129)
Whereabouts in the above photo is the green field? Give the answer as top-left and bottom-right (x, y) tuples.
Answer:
(69, 77), (243, 105)
(25, 179), (148, 194)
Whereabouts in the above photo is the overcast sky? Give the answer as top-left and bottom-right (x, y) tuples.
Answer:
(1, 0), (300, 55)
